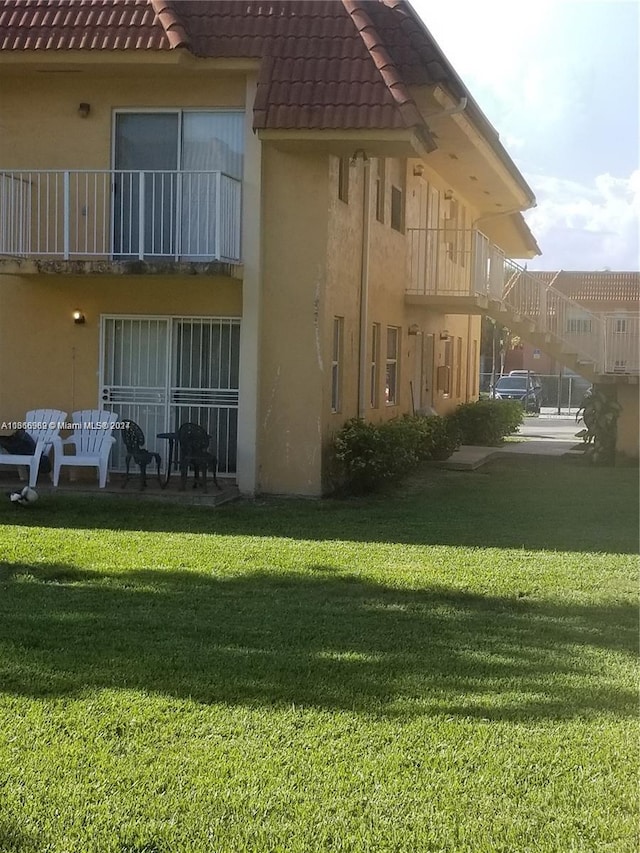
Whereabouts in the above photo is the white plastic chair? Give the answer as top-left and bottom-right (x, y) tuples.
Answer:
(0, 408), (67, 487)
(52, 409), (119, 488)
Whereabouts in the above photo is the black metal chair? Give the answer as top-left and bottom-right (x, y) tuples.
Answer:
(177, 422), (221, 492)
(121, 420), (162, 490)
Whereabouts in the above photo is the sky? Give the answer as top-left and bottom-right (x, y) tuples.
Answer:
(411, 0), (640, 270)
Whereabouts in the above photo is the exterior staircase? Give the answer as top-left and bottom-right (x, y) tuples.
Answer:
(405, 228), (639, 383)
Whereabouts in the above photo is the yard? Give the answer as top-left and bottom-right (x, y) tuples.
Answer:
(0, 457), (637, 853)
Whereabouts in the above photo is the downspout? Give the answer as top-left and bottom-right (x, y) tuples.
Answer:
(466, 314), (473, 401)
(357, 154), (371, 419)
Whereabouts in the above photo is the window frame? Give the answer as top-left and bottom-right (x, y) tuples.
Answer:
(455, 336), (463, 398)
(385, 325), (400, 405)
(338, 157), (350, 204)
(370, 322), (380, 408)
(331, 316), (344, 413)
(567, 317), (592, 334)
(375, 159), (386, 223)
(390, 185), (404, 233)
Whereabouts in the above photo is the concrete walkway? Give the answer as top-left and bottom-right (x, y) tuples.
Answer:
(443, 438), (580, 470)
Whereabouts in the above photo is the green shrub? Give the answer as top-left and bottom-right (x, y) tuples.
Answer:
(333, 415), (460, 493)
(400, 414), (462, 461)
(575, 387), (622, 465)
(332, 419), (390, 493)
(446, 399), (523, 446)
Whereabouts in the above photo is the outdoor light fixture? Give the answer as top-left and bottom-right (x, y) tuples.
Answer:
(78, 102), (91, 118)
(349, 148), (369, 166)
(73, 310), (86, 325)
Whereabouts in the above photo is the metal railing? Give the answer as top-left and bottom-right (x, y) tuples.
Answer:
(407, 226), (638, 376)
(407, 227), (505, 299)
(0, 169), (242, 263)
(501, 262), (605, 368)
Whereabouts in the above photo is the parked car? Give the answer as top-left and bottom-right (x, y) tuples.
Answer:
(492, 375), (542, 413)
(508, 370), (545, 405)
(509, 369), (543, 389)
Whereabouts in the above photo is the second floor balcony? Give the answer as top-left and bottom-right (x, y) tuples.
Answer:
(407, 226), (639, 379)
(0, 169), (242, 267)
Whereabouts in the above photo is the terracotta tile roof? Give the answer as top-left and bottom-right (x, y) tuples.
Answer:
(0, 0), (171, 50)
(0, 0), (427, 132)
(0, 0), (534, 205)
(529, 271), (640, 306)
(175, 0), (424, 132)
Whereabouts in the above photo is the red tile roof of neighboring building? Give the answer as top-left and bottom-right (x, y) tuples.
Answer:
(529, 271), (640, 307)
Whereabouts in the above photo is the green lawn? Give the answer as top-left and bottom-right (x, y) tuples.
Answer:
(0, 458), (637, 853)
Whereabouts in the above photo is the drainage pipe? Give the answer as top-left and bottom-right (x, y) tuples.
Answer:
(357, 155), (372, 419)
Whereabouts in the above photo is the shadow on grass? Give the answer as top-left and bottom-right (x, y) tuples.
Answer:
(0, 562), (635, 721)
(1, 458), (637, 555)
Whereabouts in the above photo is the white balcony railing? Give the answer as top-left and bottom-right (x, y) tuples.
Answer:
(502, 262), (606, 368)
(0, 170), (242, 263)
(407, 227), (506, 300)
(407, 227), (638, 376)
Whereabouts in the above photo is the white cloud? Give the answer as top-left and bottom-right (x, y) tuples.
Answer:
(523, 170), (640, 269)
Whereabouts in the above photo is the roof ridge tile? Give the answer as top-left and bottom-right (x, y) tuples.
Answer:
(149, 0), (188, 49)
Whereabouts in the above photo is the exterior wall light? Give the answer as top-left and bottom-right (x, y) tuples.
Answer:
(349, 148), (369, 166)
(73, 310), (86, 325)
(78, 102), (91, 118)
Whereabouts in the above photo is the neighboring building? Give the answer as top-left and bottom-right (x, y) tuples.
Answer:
(0, 0), (543, 495)
(528, 272), (639, 374)
(502, 271), (639, 455)
(506, 271), (640, 375)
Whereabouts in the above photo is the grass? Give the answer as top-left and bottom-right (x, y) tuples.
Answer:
(0, 457), (637, 852)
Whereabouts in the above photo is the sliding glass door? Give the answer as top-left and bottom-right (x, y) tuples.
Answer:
(113, 111), (244, 260)
(100, 316), (240, 474)
(113, 113), (179, 257)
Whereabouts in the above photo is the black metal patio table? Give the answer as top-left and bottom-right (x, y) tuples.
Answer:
(156, 432), (179, 488)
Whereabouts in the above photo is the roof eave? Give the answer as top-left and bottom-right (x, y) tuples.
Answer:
(257, 127), (427, 158)
(402, 0), (536, 208)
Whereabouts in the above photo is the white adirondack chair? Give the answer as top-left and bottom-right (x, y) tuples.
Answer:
(0, 408), (67, 487)
(52, 409), (119, 488)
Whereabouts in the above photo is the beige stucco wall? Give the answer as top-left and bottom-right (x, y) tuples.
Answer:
(317, 155), (483, 492)
(615, 383), (639, 459)
(257, 147), (330, 495)
(0, 62), (511, 496)
(0, 69), (246, 168)
(0, 274), (241, 423)
(256, 146), (486, 496)
(0, 63), (256, 482)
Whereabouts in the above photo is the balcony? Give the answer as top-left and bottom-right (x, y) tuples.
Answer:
(0, 170), (242, 267)
(406, 227), (639, 379)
